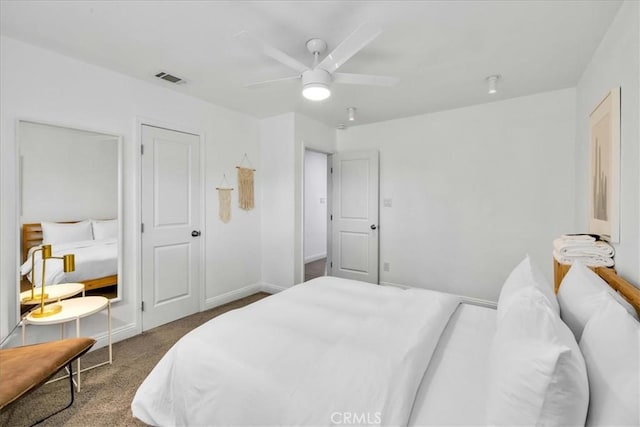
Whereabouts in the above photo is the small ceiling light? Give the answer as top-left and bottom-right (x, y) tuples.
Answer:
(347, 107), (356, 121)
(486, 75), (501, 94)
(337, 124), (346, 130)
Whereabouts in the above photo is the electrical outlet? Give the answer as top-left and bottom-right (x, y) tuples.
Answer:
(320, 197), (326, 204)
(383, 198), (392, 207)
(383, 262), (390, 272)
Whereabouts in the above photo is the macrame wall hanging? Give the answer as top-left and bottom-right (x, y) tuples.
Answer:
(237, 154), (256, 211)
(216, 174), (233, 223)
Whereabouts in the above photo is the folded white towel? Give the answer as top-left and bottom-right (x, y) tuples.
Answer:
(559, 234), (597, 242)
(553, 239), (615, 257)
(553, 236), (596, 250)
(553, 250), (615, 268)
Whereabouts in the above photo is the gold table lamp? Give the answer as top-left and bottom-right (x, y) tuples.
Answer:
(21, 244), (53, 304)
(31, 249), (75, 318)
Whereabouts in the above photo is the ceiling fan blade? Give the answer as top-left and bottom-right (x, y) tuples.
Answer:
(244, 75), (300, 89)
(317, 23), (382, 74)
(333, 72), (399, 87)
(236, 30), (309, 74)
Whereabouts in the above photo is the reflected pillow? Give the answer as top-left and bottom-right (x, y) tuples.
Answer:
(41, 220), (93, 244)
(92, 219), (118, 240)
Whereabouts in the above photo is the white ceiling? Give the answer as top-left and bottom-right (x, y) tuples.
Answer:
(0, 0), (622, 128)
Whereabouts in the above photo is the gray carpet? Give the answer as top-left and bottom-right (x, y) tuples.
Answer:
(0, 292), (270, 427)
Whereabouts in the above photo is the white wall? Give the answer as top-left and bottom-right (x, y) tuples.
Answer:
(304, 150), (328, 262)
(575, 0), (640, 285)
(337, 88), (576, 302)
(260, 113), (296, 289)
(20, 121), (118, 223)
(0, 36), (261, 346)
(260, 113), (335, 290)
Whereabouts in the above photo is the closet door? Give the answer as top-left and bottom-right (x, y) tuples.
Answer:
(141, 125), (201, 330)
(330, 150), (379, 284)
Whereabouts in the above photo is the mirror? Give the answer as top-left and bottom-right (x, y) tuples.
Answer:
(17, 120), (122, 313)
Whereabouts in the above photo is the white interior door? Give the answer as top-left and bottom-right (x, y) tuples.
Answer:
(141, 125), (201, 331)
(330, 150), (379, 284)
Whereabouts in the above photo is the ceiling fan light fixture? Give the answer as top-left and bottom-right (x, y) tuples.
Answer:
(302, 68), (332, 101)
(303, 83), (331, 101)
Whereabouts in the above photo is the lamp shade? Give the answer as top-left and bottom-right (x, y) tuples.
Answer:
(42, 244), (52, 259)
(62, 254), (75, 273)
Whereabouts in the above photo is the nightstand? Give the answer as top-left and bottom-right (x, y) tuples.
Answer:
(22, 296), (112, 391)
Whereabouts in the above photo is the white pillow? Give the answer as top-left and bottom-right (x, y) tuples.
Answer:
(487, 287), (589, 426)
(497, 255), (559, 321)
(41, 220), (93, 244)
(557, 260), (639, 341)
(580, 297), (640, 426)
(92, 219), (118, 240)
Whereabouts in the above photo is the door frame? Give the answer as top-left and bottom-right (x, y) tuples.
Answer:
(299, 146), (334, 284)
(301, 148), (333, 280)
(135, 117), (206, 333)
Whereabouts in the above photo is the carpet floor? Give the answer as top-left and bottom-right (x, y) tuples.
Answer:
(1, 292), (270, 427)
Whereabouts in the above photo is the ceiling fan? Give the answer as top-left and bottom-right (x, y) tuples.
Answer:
(238, 23), (399, 101)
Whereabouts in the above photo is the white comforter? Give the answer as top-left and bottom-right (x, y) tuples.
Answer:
(132, 276), (461, 426)
(20, 239), (117, 286)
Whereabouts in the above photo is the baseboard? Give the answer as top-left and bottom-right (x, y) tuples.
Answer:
(304, 253), (327, 263)
(203, 283), (262, 311)
(380, 281), (497, 309)
(380, 281), (411, 290)
(261, 282), (289, 294)
(90, 322), (138, 351)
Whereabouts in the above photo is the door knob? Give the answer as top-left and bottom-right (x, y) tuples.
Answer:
(370, 224), (377, 230)
(191, 230), (201, 237)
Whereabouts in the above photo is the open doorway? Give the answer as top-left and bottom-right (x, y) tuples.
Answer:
(304, 150), (329, 281)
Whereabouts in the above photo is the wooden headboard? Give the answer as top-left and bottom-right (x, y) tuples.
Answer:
(554, 259), (640, 315)
(22, 223), (44, 263)
(21, 221), (118, 292)
(21, 221), (79, 262)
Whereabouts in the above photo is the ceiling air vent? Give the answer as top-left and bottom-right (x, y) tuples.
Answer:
(155, 72), (185, 84)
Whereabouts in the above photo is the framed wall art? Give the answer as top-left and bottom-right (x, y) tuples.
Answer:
(588, 87), (621, 242)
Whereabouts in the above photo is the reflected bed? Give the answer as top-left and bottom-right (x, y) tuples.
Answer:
(20, 222), (117, 292)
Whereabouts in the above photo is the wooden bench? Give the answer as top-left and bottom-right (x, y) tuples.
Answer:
(0, 337), (95, 424)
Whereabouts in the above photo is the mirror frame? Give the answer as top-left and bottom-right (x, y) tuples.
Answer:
(14, 119), (124, 321)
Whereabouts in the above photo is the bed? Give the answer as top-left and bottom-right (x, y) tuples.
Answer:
(20, 221), (118, 292)
(132, 257), (640, 426)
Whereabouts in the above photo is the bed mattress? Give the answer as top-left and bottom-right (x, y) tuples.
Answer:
(21, 238), (117, 286)
(409, 303), (496, 425)
(132, 277), (463, 426)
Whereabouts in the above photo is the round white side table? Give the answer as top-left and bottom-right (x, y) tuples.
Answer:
(20, 282), (85, 305)
(22, 296), (112, 391)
